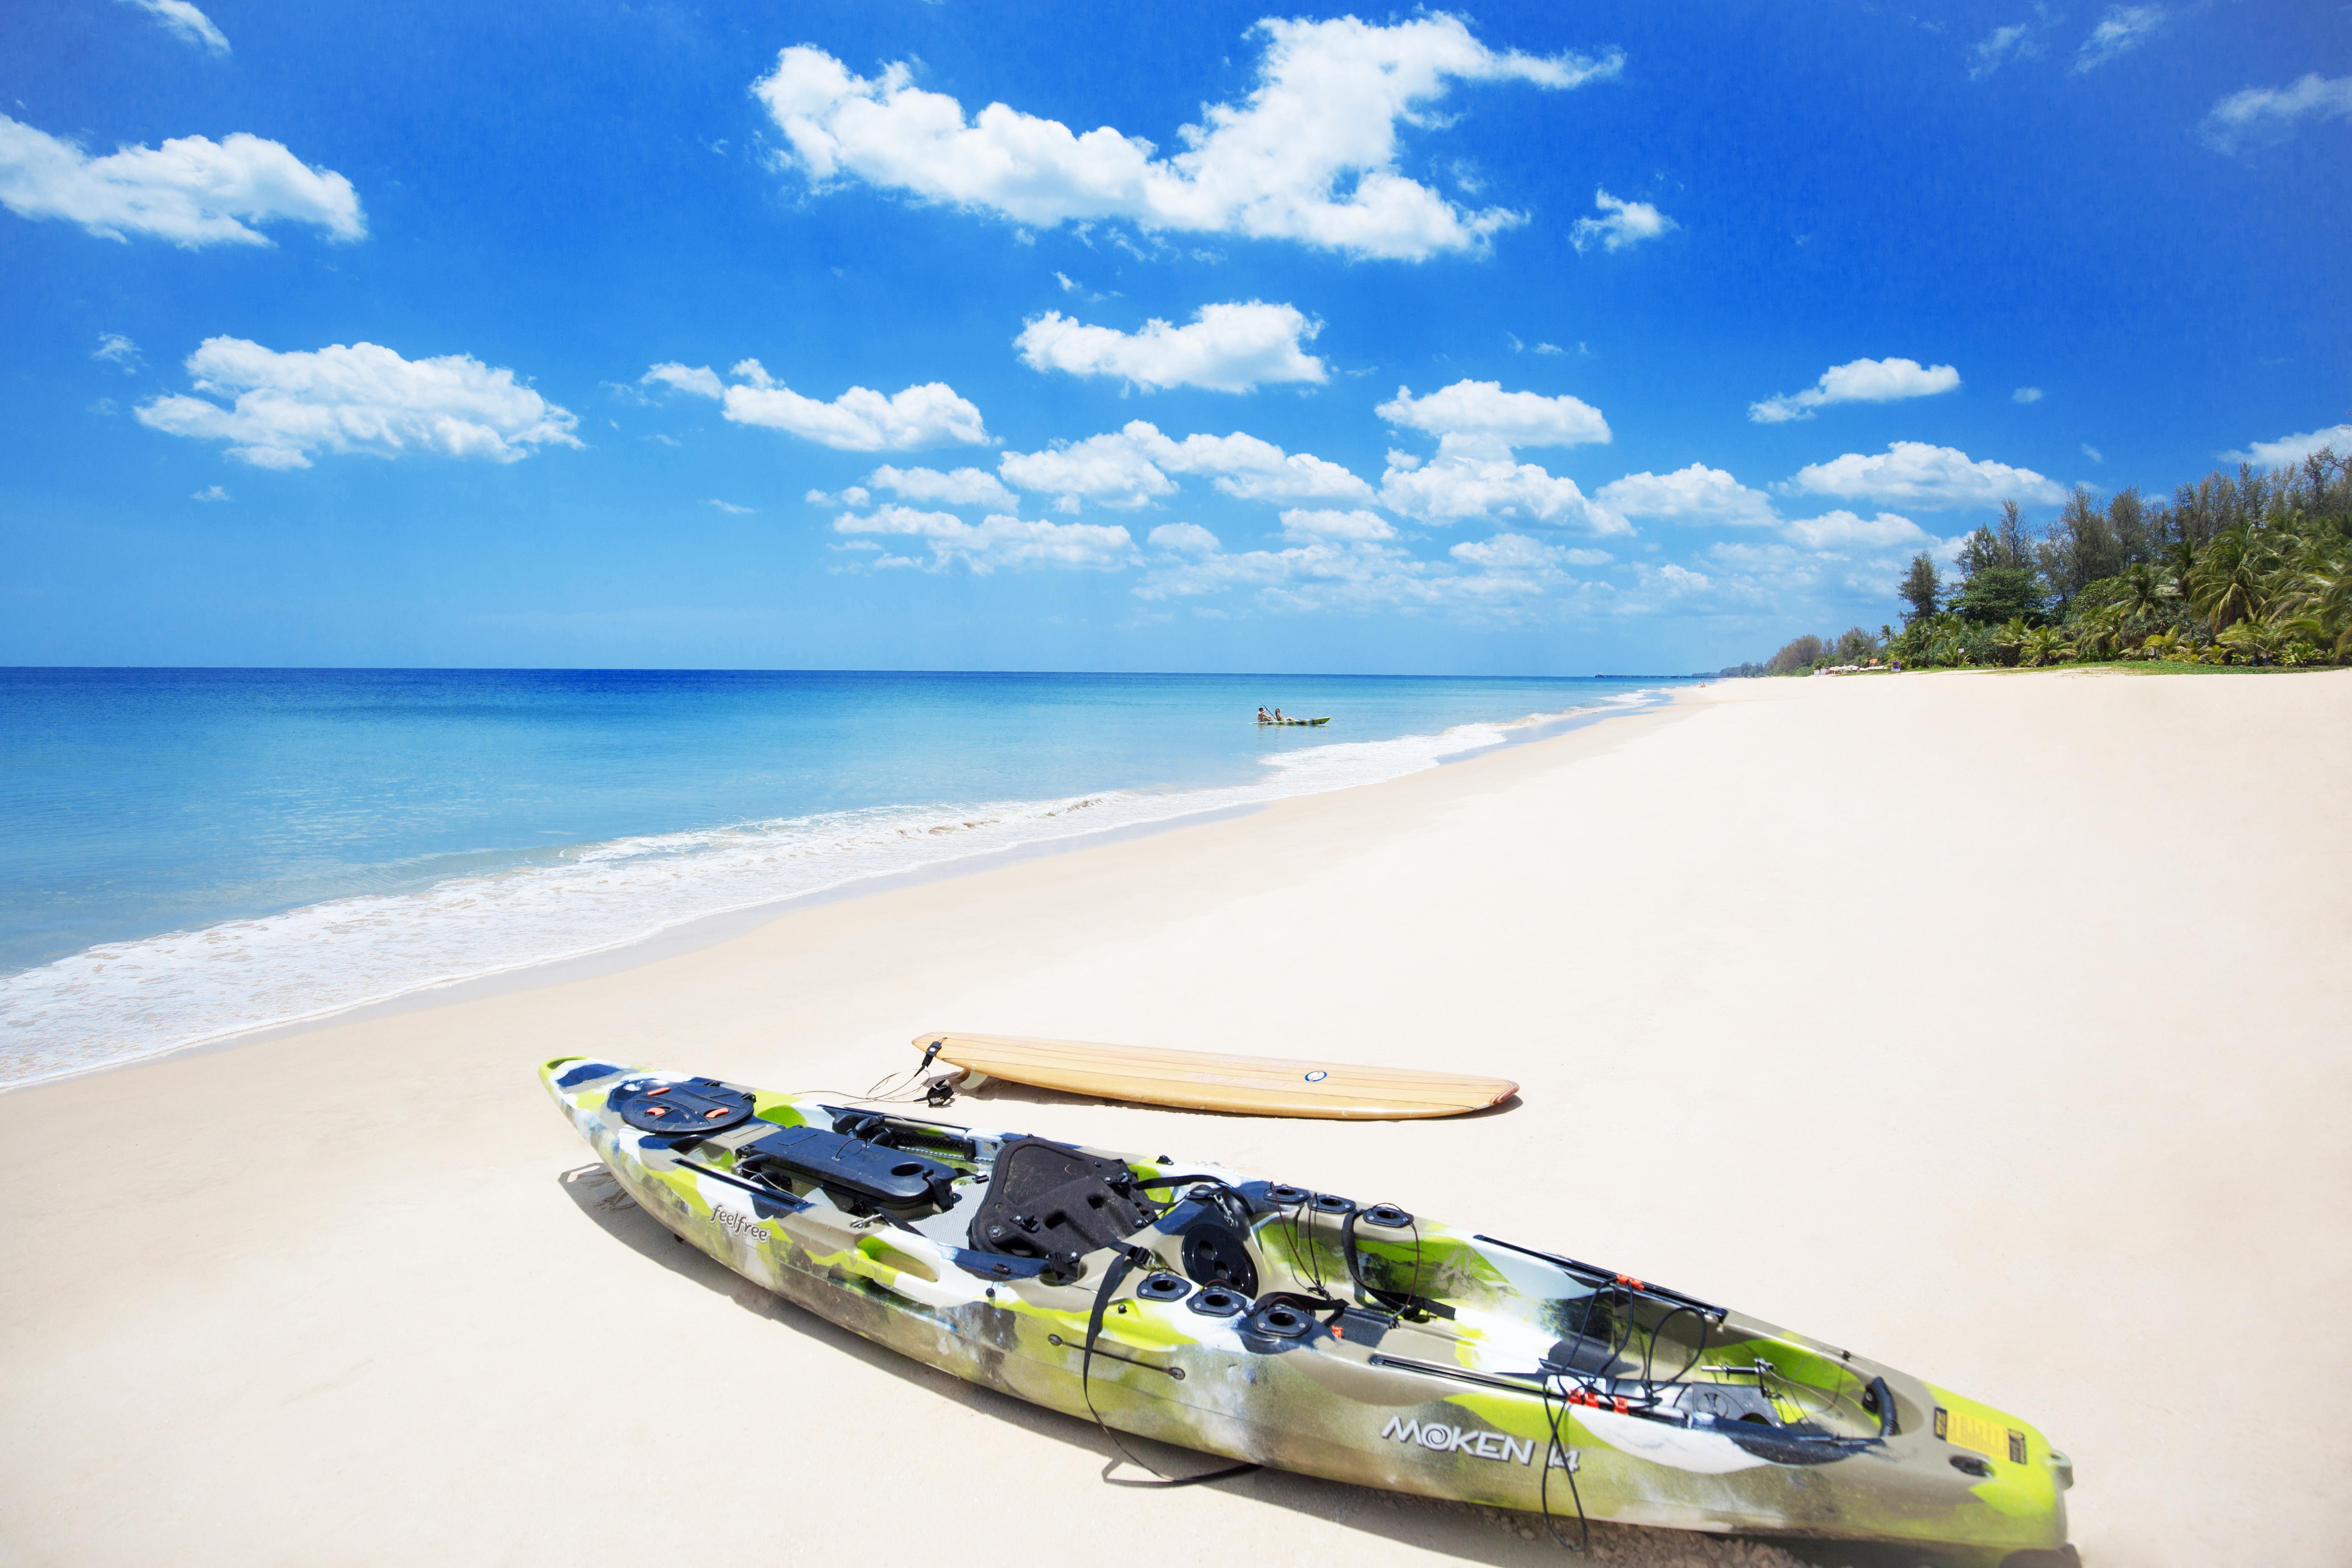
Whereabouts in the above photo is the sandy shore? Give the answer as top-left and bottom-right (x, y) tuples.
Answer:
(4, 670), (2346, 1568)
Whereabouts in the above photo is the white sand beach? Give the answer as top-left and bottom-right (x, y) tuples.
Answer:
(3, 670), (2346, 1568)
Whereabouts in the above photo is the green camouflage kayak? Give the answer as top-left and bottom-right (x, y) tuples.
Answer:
(542, 1057), (2074, 1563)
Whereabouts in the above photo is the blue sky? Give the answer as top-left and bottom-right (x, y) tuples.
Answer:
(4, 1), (2347, 673)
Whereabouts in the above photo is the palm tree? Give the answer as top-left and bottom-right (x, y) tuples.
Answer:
(2110, 561), (2171, 630)
(2031, 625), (2080, 666)
(2185, 527), (2271, 633)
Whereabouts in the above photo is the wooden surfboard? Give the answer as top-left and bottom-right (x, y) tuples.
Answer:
(912, 1032), (1517, 1119)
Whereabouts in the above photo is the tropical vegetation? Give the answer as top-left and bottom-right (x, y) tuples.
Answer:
(1722, 448), (2352, 675)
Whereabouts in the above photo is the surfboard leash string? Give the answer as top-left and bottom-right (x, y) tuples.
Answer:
(1079, 1244), (1257, 1489)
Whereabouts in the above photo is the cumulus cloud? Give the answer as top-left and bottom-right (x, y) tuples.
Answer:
(1375, 380), (1617, 531)
(120, 0), (230, 53)
(2073, 6), (2163, 73)
(2013, 386), (2044, 404)
(1567, 188), (1674, 254)
(1596, 464), (1778, 527)
(869, 464), (1019, 510)
(192, 484), (229, 502)
(2202, 74), (2352, 153)
(1000, 426), (1179, 509)
(642, 359), (987, 451)
(2220, 423), (2352, 467)
(752, 16), (1619, 261)
(1149, 428), (1373, 503)
(1380, 451), (1625, 533)
(135, 337), (579, 469)
(1969, 23), (2037, 80)
(94, 332), (142, 371)
(1148, 522), (1221, 554)
(998, 419), (1371, 510)
(0, 117), (362, 247)
(1279, 507), (1394, 542)
(1748, 357), (1961, 423)
(642, 362), (724, 399)
(1785, 441), (2064, 508)
(1450, 532), (1607, 570)
(1376, 380), (1610, 455)
(1015, 301), (1326, 392)
(1779, 509), (1932, 551)
(835, 504), (1134, 573)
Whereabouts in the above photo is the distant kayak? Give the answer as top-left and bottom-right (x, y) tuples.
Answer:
(1258, 716), (1330, 726)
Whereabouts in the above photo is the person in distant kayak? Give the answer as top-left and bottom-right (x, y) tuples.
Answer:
(1257, 706), (1272, 722)
(1273, 708), (1286, 722)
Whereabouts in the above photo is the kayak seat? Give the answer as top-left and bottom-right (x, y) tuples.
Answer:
(966, 1137), (1162, 1270)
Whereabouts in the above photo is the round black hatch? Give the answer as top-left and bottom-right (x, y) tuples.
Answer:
(611, 1076), (755, 1135)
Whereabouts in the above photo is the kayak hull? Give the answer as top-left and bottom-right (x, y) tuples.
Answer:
(543, 1058), (2069, 1560)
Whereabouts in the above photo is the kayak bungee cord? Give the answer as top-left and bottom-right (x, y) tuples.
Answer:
(1538, 1370), (1594, 1554)
(1078, 1239), (1256, 1489)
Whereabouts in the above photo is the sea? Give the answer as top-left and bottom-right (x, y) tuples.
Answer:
(0, 669), (1691, 1087)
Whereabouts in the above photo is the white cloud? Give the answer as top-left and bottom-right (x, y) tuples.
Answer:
(1279, 507), (1394, 542)
(2202, 74), (2352, 153)
(869, 464), (1018, 511)
(94, 332), (142, 370)
(2080, 443), (2103, 464)
(191, 484), (229, 502)
(1596, 464), (1778, 527)
(1380, 450), (1626, 533)
(1568, 188), (1674, 254)
(642, 362), (724, 399)
(1376, 379), (1610, 455)
(707, 499), (754, 514)
(752, 17), (1619, 261)
(1969, 23), (2036, 80)
(1749, 356), (1961, 423)
(1779, 509), (1932, 551)
(1148, 428), (1372, 503)
(120, 0), (230, 53)
(835, 504), (1134, 573)
(1148, 522), (1221, 554)
(1054, 271), (1077, 292)
(1016, 301), (1325, 392)
(1785, 441), (2064, 508)
(2220, 423), (2352, 467)
(135, 337), (579, 469)
(0, 117), (362, 247)
(1000, 426), (1178, 509)
(1449, 532), (1603, 570)
(2013, 386), (2044, 404)
(2073, 6), (2163, 73)
(644, 358), (988, 451)
(998, 419), (1371, 510)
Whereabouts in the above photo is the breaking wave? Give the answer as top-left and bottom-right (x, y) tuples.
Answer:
(0, 692), (1663, 1087)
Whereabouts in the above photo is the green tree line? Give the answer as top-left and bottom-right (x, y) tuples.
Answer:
(1724, 448), (2352, 675)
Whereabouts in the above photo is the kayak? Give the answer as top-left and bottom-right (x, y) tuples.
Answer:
(1258, 716), (1330, 726)
(541, 1058), (2074, 1563)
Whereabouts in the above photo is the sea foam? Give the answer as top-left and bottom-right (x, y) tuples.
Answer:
(0, 695), (1657, 1087)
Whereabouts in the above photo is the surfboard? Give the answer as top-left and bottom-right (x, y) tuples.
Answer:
(911, 1032), (1517, 1119)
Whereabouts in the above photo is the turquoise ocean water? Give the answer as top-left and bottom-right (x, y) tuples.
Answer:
(0, 670), (1690, 1085)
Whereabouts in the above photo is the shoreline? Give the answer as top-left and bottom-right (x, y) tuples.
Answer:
(0, 689), (1678, 1095)
(4, 670), (2344, 1568)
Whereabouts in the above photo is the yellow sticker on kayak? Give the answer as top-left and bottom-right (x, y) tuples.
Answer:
(1938, 1406), (2016, 1462)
